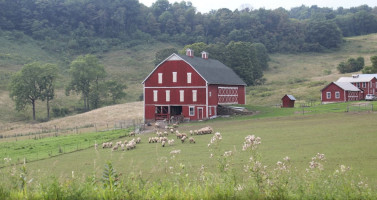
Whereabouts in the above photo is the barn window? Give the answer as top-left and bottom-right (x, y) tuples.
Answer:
(180, 90), (184, 102)
(153, 90), (158, 102)
(326, 92), (331, 99)
(158, 73), (163, 84)
(362, 82), (366, 88)
(166, 90), (170, 102)
(209, 92), (212, 97)
(192, 90), (197, 102)
(189, 106), (195, 116)
(209, 107), (212, 115)
(357, 83), (360, 88)
(335, 91), (340, 99)
(187, 73), (192, 83)
(173, 72), (177, 82)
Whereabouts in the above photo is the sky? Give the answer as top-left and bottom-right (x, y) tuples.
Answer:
(139, 0), (377, 13)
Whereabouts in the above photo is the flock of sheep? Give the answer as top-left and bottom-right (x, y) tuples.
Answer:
(94, 125), (214, 151)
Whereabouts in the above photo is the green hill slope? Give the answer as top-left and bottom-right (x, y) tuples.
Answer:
(1, 32), (377, 123)
(249, 33), (377, 106)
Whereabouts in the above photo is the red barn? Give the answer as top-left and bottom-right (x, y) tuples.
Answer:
(321, 82), (362, 103)
(281, 94), (296, 108)
(142, 49), (246, 122)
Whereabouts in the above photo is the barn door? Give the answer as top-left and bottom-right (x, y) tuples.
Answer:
(197, 107), (203, 120)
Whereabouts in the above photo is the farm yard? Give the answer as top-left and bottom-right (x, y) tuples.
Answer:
(1, 102), (377, 199)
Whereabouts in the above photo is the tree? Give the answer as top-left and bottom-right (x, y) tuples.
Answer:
(66, 54), (106, 111)
(154, 48), (177, 65)
(9, 62), (44, 120)
(337, 57), (365, 73)
(362, 56), (377, 74)
(305, 20), (343, 49)
(104, 80), (127, 104)
(39, 64), (58, 120)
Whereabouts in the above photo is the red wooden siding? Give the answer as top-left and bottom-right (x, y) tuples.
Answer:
(144, 60), (206, 87)
(321, 83), (362, 102)
(143, 56), (246, 122)
(281, 95), (295, 108)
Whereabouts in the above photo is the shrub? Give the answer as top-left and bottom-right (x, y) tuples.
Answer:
(337, 57), (364, 73)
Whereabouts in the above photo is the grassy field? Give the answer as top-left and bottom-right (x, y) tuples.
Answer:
(2, 104), (377, 184)
(0, 102), (376, 198)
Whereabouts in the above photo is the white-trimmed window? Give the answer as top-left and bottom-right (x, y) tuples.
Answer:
(335, 91), (340, 99)
(362, 82), (366, 88)
(209, 107), (212, 115)
(192, 90), (197, 102)
(180, 90), (184, 102)
(209, 92), (212, 97)
(326, 92), (331, 99)
(187, 72), (192, 83)
(166, 90), (170, 102)
(153, 90), (158, 102)
(189, 106), (195, 116)
(173, 72), (177, 82)
(158, 73), (163, 84)
(357, 83), (360, 88)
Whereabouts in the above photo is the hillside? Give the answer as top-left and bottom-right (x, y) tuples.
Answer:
(1, 33), (377, 125)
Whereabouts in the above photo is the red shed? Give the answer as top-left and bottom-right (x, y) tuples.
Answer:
(281, 94), (296, 108)
(321, 82), (362, 103)
(142, 49), (246, 122)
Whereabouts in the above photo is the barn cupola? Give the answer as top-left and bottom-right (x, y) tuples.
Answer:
(201, 51), (209, 59)
(186, 48), (194, 57)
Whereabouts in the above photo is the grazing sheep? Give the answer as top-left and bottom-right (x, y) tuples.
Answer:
(124, 140), (128, 144)
(189, 130), (193, 135)
(181, 135), (187, 143)
(102, 142), (107, 148)
(112, 145), (118, 151)
(170, 128), (174, 133)
(176, 133), (182, 139)
(163, 131), (168, 136)
(162, 140), (166, 147)
(168, 139), (175, 146)
(94, 143), (98, 150)
(189, 137), (196, 144)
(198, 126), (213, 135)
(121, 143), (125, 151)
(129, 131), (136, 137)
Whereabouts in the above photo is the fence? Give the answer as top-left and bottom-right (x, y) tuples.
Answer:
(0, 118), (145, 141)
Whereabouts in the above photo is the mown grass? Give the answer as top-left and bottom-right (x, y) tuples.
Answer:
(0, 129), (129, 168)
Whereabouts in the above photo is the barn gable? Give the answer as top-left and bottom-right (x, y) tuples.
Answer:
(142, 53), (246, 86)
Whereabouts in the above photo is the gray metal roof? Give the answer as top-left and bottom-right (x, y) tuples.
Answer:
(333, 82), (361, 91)
(142, 53), (247, 85)
(286, 95), (296, 101)
(178, 54), (246, 85)
(337, 76), (375, 83)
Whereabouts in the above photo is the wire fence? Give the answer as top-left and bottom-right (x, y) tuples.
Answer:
(0, 118), (145, 141)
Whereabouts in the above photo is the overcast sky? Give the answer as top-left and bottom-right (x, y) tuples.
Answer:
(139, 0), (377, 13)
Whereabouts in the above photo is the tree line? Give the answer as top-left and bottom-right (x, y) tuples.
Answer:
(155, 41), (270, 86)
(0, 0), (376, 54)
(9, 55), (126, 121)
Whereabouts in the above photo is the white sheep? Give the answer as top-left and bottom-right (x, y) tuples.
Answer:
(94, 143), (98, 150)
(181, 135), (187, 143)
(189, 137), (196, 144)
(162, 140), (166, 147)
(112, 145), (118, 151)
(136, 137), (141, 144)
(168, 139), (175, 146)
(129, 131), (136, 137)
(121, 143), (125, 151)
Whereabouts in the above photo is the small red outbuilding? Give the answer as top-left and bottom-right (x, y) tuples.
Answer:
(321, 82), (362, 103)
(281, 94), (296, 108)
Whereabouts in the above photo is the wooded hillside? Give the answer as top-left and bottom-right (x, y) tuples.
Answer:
(1, 0), (377, 54)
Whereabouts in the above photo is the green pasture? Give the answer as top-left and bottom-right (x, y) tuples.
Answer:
(2, 107), (377, 188)
(0, 129), (129, 168)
